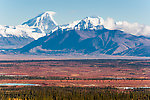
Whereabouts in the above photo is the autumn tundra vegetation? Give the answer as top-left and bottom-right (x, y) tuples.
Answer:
(0, 59), (150, 99)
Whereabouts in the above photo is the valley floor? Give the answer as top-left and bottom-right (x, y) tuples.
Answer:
(0, 59), (150, 88)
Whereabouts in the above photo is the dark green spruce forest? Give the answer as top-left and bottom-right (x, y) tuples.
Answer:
(0, 86), (150, 100)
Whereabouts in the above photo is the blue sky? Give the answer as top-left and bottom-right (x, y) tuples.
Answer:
(0, 0), (150, 26)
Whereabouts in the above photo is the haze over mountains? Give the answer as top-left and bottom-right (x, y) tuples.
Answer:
(1, 11), (150, 57)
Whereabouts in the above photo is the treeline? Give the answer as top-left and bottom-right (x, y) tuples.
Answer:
(0, 76), (81, 80)
(0, 76), (150, 80)
(85, 78), (150, 80)
(0, 86), (150, 100)
(0, 59), (150, 69)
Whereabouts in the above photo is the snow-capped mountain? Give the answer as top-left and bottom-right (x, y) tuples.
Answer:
(22, 11), (57, 34)
(53, 16), (104, 32)
(0, 11), (57, 49)
(6, 15), (150, 57)
(53, 16), (150, 38)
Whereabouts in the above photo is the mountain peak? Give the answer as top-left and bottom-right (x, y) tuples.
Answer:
(44, 11), (56, 15)
(69, 16), (104, 30)
(22, 11), (57, 34)
(52, 16), (104, 32)
(83, 16), (104, 26)
(74, 16), (104, 30)
(40, 11), (57, 25)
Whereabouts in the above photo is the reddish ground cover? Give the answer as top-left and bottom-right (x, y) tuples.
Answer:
(0, 59), (150, 87)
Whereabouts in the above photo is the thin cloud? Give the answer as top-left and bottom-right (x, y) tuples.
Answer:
(104, 18), (150, 37)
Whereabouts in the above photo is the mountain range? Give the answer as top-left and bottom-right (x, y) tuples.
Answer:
(1, 11), (150, 57)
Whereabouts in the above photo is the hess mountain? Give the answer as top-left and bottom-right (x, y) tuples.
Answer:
(22, 11), (57, 34)
(18, 16), (150, 57)
(0, 11), (57, 49)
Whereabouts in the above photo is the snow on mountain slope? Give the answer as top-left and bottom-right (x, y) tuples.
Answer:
(52, 16), (104, 32)
(74, 16), (104, 30)
(22, 11), (57, 34)
(0, 25), (46, 40)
